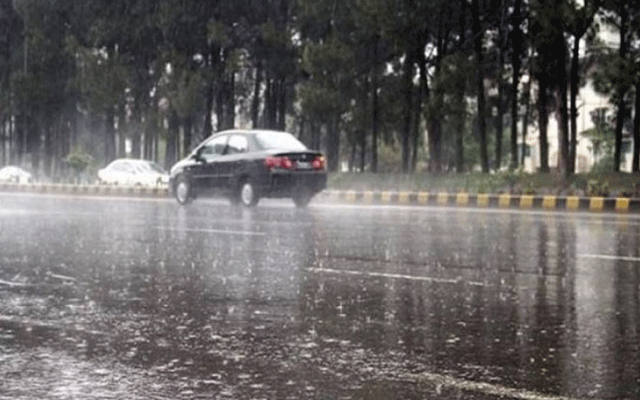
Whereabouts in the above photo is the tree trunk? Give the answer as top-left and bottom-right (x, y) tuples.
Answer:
(203, 81), (214, 138)
(370, 37), (379, 173)
(633, 79), (640, 172)
(251, 63), (262, 129)
(44, 114), (53, 178)
(215, 82), (224, 131)
(472, 0), (488, 173)
(556, 32), (570, 178)
(411, 92), (421, 172)
(495, 0), (506, 171)
(117, 103), (126, 157)
(614, 5), (628, 172)
(537, 79), (550, 173)
(265, 78), (277, 129)
(105, 106), (116, 163)
(557, 72), (569, 177)
(165, 109), (179, 170)
(510, 0), (522, 169)
(327, 118), (340, 172)
(569, 36), (579, 173)
(226, 72), (235, 130)
(522, 76), (531, 166)
(456, 0), (467, 172)
(183, 115), (193, 158)
(401, 49), (413, 173)
(277, 79), (286, 131)
(360, 129), (366, 172)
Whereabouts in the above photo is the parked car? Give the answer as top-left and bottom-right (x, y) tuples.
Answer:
(98, 159), (169, 187)
(169, 129), (327, 207)
(0, 165), (33, 184)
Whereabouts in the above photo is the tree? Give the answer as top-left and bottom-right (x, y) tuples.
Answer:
(591, 0), (640, 171)
(566, 0), (600, 173)
(471, 0), (489, 173)
(509, 0), (525, 169)
(530, 0), (570, 173)
(299, 34), (354, 171)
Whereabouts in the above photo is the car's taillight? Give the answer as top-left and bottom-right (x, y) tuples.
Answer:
(281, 157), (293, 169)
(265, 156), (294, 171)
(312, 156), (326, 171)
(265, 156), (278, 170)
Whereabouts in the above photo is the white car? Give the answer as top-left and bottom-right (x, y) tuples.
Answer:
(98, 159), (169, 187)
(0, 165), (33, 184)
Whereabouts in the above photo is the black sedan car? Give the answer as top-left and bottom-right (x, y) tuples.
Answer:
(169, 129), (327, 207)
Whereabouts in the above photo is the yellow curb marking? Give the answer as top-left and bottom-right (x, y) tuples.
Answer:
(455, 193), (469, 206)
(477, 193), (489, 207)
(542, 195), (556, 209)
(498, 194), (510, 208)
(417, 192), (429, 205)
(615, 198), (629, 212)
(437, 192), (448, 205)
(520, 195), (533, 208)
(590, 197), (604, 212)
(566, 196), (579, 210)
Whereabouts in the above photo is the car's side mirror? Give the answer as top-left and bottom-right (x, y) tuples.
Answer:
(192, 149), (205, 163)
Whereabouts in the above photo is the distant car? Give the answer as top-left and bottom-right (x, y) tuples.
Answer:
(169, 129), (327, 207)
(0, 165), (33, 184)
(98, 159), (169, 187)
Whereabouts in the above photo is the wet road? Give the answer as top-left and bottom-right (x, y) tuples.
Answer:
(1, 193), (640, 399)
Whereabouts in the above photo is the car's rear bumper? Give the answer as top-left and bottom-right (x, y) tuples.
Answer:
(265, 171), (327, 198)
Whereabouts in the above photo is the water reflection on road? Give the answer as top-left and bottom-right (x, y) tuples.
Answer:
(301, 209), (640, 399)
(1, 195), (640, 399)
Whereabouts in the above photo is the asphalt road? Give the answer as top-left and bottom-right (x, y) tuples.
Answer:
(1, 193), (639, 400)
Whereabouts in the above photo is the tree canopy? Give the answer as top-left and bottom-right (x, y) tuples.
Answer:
(0, 0), (639, 179)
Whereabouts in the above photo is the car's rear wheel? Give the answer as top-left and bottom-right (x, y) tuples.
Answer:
(292, 190), (313, 208)
(240, 180), (259, 207)
(174, 174), (193, 205)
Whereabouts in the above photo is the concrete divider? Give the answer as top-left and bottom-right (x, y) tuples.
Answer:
(321, 190), (639, 213)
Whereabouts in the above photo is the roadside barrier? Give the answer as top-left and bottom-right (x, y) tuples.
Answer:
(322, 190), (640, 213)
(0, 182), (170, 198)
(1, 183), (638, 213)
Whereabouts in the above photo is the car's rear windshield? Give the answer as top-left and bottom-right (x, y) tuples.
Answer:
(144, 162), (166, 173)
(255, 131), (307, 151)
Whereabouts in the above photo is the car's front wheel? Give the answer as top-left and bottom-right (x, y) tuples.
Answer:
(240, 180), (259, 207)
(174, 174), (193, 205)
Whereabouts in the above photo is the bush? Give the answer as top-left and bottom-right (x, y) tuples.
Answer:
(65, 149), (94, 183)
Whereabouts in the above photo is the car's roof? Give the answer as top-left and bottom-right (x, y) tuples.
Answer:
(0, 165), (28, 172)
(107, 158), (156, 165)
(214, 129), (293, 137)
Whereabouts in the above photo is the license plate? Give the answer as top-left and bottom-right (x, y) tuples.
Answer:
(296, 161), (312, 169)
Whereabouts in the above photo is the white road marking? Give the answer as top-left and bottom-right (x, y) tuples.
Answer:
(578, 254), (640, 263)
(404, 371), (592, 400)
(308, 267), (485, 286)
(155, 227), (265, 236)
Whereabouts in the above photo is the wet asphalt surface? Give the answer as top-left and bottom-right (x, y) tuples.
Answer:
(1, 193), (640, 400)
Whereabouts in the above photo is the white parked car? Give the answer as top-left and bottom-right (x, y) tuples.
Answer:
(0, 165), (33, 184)
(97, 159), (169, 187)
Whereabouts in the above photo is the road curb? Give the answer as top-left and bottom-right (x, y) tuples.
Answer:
(1, 184), (638, 213)
(319, 190), (640, 213)
(0, 182), (170, 198)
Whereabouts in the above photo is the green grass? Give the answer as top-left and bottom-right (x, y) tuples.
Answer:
(328, 171), (640, 197)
